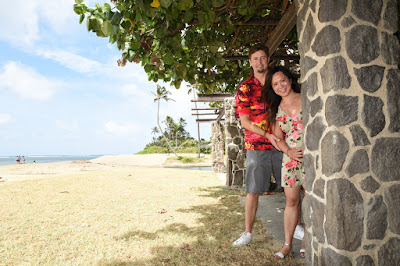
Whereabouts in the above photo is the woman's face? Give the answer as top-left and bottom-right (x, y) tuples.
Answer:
(271, 71), (292, 97)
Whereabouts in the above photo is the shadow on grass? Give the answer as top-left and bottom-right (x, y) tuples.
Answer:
(98, 186), (303, 266)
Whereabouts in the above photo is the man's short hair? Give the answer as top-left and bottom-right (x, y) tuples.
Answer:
(249, 44), (270, 59)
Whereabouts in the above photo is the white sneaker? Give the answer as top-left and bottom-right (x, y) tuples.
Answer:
(233, 232), (252, 246)
(294, 225), (304, 240)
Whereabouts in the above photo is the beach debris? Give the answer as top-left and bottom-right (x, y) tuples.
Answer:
(81, 222), (90, 227)
(181, 243), (193, 251)
(59, 191), (69, 193)
(217, 196), (225, 200)
(156, 208), (167, 214)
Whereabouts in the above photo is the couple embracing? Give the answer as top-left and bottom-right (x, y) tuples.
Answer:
(233, 44), (305, 260)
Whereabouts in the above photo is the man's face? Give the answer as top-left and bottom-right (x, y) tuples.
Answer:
(249, 50), (269, 74)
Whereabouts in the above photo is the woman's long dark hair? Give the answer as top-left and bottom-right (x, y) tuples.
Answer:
(261, 66), (301, 128)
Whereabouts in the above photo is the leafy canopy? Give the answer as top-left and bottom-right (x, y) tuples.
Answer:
(74, 0), (293, 93)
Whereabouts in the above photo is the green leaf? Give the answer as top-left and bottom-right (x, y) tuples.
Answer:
(79, 14), (85, 24)
(110, 12), (123, 25)
(75, 0), (84, 4)
(159, 0), (172, 8)
(103, 3), (112, 12)
(164, 54), (174, 65)
(101, 20), (112, 36)
(183, 10), (193, 23)
(211, 0), (224, 7)
(177, 0), (194, 11)
(73, 4), (84, 15)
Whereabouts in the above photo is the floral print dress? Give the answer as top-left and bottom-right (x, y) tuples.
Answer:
(276, 106), (305, 188)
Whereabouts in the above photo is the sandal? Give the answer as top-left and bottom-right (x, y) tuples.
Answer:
(274, 243), (292, 260)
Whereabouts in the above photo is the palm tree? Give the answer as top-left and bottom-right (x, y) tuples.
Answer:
(151, 126), (159, 142)
(152, 85), (178, 156)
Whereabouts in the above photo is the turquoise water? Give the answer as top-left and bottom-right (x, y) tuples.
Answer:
(0, 155), (102, 166)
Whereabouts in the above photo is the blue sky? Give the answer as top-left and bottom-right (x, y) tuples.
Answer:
(0, 0), (211, 156)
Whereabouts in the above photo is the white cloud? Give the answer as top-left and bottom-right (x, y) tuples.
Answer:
(56, 120), (79, 131)
(36, 49), (104, 74)
(0, 62), (60, 100)
(104, 121), (138, 134)
(0, 114), (12, 125)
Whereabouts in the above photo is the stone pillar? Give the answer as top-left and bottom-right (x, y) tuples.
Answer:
(211, 121), (225, 173)
(224, 98), (246, 187)
(296, 0), (400, 265)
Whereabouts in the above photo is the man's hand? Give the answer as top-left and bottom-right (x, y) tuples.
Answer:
(265, 133), (281, 151)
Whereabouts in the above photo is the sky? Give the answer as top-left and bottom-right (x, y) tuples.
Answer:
(0, 0), (211, 156)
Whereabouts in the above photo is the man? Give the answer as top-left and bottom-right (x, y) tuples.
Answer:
(233, 44), (283, 246)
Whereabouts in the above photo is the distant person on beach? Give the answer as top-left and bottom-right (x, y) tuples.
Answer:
(232, 44), (283, 247)
(262, 66), (305, 260)
(16, 155), (21, 164)
(22, 156), (25, 164)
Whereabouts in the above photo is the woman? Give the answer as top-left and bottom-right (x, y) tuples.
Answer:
(262, 66), (305, 259)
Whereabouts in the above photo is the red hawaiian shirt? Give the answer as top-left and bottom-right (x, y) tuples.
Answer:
(235, 76), (273, 151)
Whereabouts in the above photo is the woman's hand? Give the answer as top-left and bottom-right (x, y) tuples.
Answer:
(287, 147), (303, 162)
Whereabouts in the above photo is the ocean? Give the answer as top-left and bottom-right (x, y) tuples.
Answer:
(0, 155), (102, 166)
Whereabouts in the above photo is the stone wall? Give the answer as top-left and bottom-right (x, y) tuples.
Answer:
(224, 98), (246, 187)
(211, 121), (225, 173)
(296, 0), (400, 265)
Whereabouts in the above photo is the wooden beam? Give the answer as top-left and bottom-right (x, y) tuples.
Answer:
(189, 18), (280, 26)
(191, 108), (220, 111)
(216, 108), (225, 122)
(196, 119), (225, 123)
(191, 93), (234, 102)
(266, 3), (297, 55)
(191, 113), (219, 116)
(223, 55), (300, 61)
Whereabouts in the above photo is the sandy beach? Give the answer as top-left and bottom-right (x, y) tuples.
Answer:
(0, 154), (292, 265)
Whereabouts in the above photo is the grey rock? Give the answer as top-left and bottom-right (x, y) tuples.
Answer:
(321, 247), (352, 266)
(318, 0), (347, 22)
(345, 149), (370, 178)
(326, 95), (358, 127)
(360, 176), (380, 193)
(354, 65), (385, 93)
(232, 170), (244, 186)
(362, 95), (385, 137)
(371, 138), (400, 182)
(349, 125), (371, 146)
(301, 88), (310, 126)
(351, 0), (382, 25)
(303, 195), (312, 230)
(301, 14), (316, 54)
(226, 125), (239, 138)
(313, 178), (325, 199)
(346, 25), (379, 64)
(387, 69), (400, 133)
(296, 0), (309, 35)
(310, 97), (323, 117)
(302, 57), (318, 79)
(303, 72), (318, 98)
(321, 56), (351, 93)
(312, 25), (341, 56)
(227, 144), (239, 160)
(306, 116), (326, 152)
(366, 196), (387, 240)
(311, 197), (325, 243)
(378, 237), (400, 266)
(384, 184), (400, 235)
(381, 32), (400, 65)
(321, 131), (349, 176)
(356, 255), (375, 266)
(303, 153), (315, 191)
(325, 179), (363, 251)
(236, 152), (246, 168)
(341, 16), (356, 28)
(383, 0), (399, 33)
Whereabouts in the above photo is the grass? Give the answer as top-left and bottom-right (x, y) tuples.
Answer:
(0, 162), (302, 265)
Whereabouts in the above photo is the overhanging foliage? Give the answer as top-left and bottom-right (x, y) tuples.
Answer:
(74, 0), (297, 93)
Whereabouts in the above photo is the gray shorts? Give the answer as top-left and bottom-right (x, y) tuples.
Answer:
(245, 149), (283, 193)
